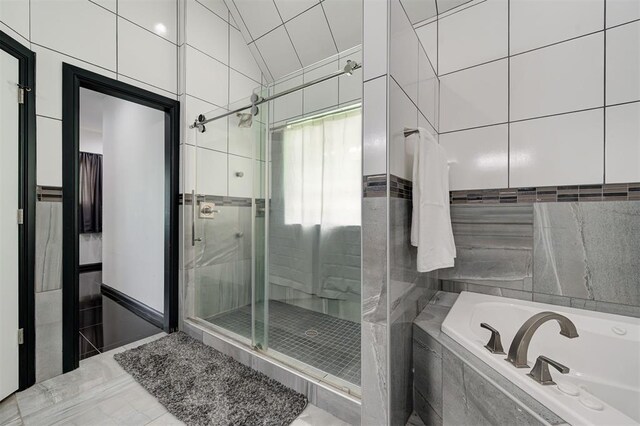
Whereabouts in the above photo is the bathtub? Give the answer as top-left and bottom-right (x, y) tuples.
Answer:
(441, 292), (640, 426)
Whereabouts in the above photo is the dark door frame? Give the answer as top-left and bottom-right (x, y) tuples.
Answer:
(0, 30), (36, 391)
(61, 64), (180, 372)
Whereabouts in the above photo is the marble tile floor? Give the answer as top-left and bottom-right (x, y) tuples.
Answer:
(0, 333), (350, 426)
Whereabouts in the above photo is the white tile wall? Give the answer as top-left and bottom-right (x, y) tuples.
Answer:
(31, 0), (117, 71)
(415, 22), (437, 73)
(0, 0), (29, 40)
(339, 51), (363, 105)
(606, 21), (640, 106)
(389, 79), (418, 180)
(228, 113), (254, 158)
(36, 117), (62, 186)
(272, 75), (303, 124)
(363, 76), (387, 176)
(186, 0), (229, 63)
(440, 59), (508, 132)
(185, 45), (229, 106)
(303, 61), (340, 114)
(285, 5), (337, 67)
(197, 147), (228, 195)
(363, 0), (388, 80)
(118, 0), (178, 43)
(605, 103), (640, 183)
(198, 0), (230, 22)
(438, 0), (508, 75)
(230, 28), (262, 82)
(510, 0), (603, 55)
(510, 33), (604, 121)
(390, 0), (419, 105)
(606, 0), (640, 28)
(510, 109), (604, 187)
(118, 18), (178, 93)
(33, 45), (117, 120)
(185, 96), (226, 147)
(229, 69), (258, 105)
(228, 154), (254, 197)
(440, 124), (508, 190)
(418, 50), (438, 130)
(92, 0), (117, 13)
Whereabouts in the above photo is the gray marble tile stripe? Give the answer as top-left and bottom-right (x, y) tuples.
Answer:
(37, 186), (63, 202)
(179, 193), (255, 207)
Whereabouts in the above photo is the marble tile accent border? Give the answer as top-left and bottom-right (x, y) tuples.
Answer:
(179, 193), (254, 207)
(390, 175), (413, 200)
(363, 174), (387, 198)
(451, 183), (640, 204)
(182, 319), (362, 426)
(37, 186), (63, 202)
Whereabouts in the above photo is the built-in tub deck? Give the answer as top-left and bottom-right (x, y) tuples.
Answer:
(413, 292), (568, 426)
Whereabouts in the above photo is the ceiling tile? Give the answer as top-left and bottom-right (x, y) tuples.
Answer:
(322, 0), (362, 52)
(254, 26), (303, 79)
(232, 0), (282, 40)
(400, 0), (437, 24)
(285, 4), (337, 66)
(274, 0), (318, 21)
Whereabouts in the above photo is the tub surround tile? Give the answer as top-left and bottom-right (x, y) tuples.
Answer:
(362, 197), (388, 323)
(413, 297), (567, 426)
(35, 290), (63, 383)
(533, 202), (640, 307)
(361, 320), (388, 425)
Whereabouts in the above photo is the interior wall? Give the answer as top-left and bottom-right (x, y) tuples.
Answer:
(0, 0), (182, 383)
(102, 96), (165, 314)
(412, 0), (640, 190)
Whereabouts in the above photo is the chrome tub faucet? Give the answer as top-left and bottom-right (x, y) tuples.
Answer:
(506, 311), (579, 368)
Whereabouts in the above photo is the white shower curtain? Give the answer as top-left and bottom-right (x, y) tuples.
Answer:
(270, 107), (362, 300)
(283, 108), (362, 227)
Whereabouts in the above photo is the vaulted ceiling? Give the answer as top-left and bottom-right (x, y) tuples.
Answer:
(225, 0), (362, 82)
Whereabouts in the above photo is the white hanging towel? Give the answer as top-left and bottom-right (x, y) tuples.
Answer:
(410, 128), (456, 272)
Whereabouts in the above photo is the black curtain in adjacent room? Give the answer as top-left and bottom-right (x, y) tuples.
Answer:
(79, 152), (103, 233)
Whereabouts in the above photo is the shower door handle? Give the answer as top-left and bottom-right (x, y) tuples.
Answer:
(192, 190), (201, 246)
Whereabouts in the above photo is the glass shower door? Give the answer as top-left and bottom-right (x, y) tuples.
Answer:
(191, 94), (268, 349)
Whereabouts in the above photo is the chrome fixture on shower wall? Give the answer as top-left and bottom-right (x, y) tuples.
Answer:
(190, 60), (362, 133)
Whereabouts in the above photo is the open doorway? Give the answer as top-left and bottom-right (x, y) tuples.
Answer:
(62, 65), (179, 371)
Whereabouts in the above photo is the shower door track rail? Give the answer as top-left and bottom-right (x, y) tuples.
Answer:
(189, 61), (361, 131)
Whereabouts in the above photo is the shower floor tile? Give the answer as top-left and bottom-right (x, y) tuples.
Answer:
(205, 300), (361, 386)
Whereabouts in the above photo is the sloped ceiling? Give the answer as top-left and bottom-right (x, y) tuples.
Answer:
(401, 0), (473, 24)
(225, 0), (362, 82)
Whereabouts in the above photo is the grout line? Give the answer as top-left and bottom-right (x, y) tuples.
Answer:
(274, 2), (304, 71)
(185, 43), (261, 85)
(507, 0), (511, 188)
(396, 0), (438, 78)
(29, 42), (117, 73)
(603, 0), (607, 184)
(36, 114), (62, 122)
(319, 1), (340, 54)
(194, 0), (237, 30)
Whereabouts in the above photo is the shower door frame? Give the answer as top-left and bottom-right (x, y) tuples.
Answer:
(61, 64), (180, 373)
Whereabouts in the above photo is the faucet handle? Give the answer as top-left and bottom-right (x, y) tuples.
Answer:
(480, 323), (505, 354)
(527, 355), (570, 385)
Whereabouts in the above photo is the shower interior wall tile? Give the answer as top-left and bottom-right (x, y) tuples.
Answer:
(35, 290), (63, 383)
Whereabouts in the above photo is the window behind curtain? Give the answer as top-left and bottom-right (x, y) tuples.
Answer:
(283, 108), (362, 227)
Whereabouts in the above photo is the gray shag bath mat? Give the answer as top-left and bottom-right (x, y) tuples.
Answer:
(114, 332), (307, 426)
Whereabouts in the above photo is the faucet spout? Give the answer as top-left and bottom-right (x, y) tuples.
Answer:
(506, 311), (578, 368)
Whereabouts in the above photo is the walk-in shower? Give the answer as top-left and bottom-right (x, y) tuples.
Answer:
(185, 48), (363, 395)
